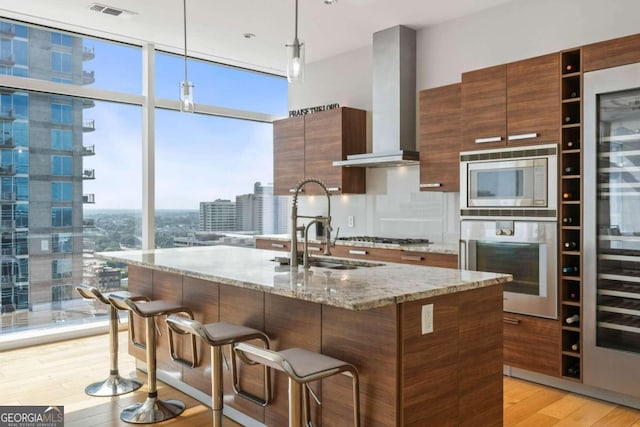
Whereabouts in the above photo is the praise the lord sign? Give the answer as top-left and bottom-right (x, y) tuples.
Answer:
(289, 103), (340, 117)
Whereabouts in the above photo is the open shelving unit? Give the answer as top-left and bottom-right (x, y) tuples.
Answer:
(560, 48), (583, 381)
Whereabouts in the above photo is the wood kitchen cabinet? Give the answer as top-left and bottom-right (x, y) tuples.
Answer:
(273, 107), (366, 196)
(503, 313), (560, 377)
(462, 64), (506, 150)
(461, 53), (559, 151)
(419, 83), (461, 192)
(273, 115), (304, 195)
(583, 33), (640, 72)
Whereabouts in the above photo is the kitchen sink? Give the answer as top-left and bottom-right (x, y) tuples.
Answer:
(271, 256), (382, 270)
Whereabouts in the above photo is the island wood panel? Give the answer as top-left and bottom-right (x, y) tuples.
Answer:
(321, 304), (399, 427)
(461, 64), (507, 150)
(419, 83), (461, 192)
(503, 313), (561, 377)
(181, 277), (220, 395)
(151, 270), (185, 381)
(304, 107), (366, 194)
(264, 294), (322, 427)
(507, 53), (560, 145)
(218, 284), (266, 423)
(401, 294), (459, 426)
(273, 115), (305, 195)
(457, 285), (503, 427)
(127, 265), (153, 360)
(583, 33), (640, 72)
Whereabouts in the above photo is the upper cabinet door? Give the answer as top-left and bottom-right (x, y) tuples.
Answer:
(273, 115), (305, 195)
(462, 64), (507, 151)
(304, 107), (366, 195)
(419, 83), (461, 192)
(304, 108), (342, 195)
(507, 53), (560, 146)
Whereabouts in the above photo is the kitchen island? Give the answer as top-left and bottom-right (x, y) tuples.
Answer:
(97, 246), (511, 427)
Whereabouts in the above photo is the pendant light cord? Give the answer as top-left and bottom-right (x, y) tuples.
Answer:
(183, 0), (188, 82)
(294, 0), (298, 41)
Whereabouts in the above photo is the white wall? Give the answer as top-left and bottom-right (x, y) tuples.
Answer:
(417, 0), (640, 89)
(288, 0), (640, 243)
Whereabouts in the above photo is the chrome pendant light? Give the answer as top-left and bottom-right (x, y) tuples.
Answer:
(286, 0), (304, 82)
(180, 0), (195, 112)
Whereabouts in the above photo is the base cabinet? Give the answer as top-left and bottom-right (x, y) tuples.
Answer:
(503, 313), (560, 377)
(255, 238), (457, 268)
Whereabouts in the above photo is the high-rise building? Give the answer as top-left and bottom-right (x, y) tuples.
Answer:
(235, 182), (287, 235)
(236, 182), (270, 234)
(199, 199), (236, 232)
(0, 20), (92, 313)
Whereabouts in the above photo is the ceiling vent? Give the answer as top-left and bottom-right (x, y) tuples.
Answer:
(89, 3), (136, 17)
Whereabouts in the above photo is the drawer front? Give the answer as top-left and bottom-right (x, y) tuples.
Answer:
(255, 238), (290, 252)
(503, 313), (560, 377)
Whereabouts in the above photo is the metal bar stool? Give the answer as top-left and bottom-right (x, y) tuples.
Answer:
(166, 314), (271, 427)
(74, 285), (148, 397)
(108, 296), (197, 424)
(234, 343), (360, 427)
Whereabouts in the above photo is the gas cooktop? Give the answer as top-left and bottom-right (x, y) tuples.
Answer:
(336, 236), (430, 245)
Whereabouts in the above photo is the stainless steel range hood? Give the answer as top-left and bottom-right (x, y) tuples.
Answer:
(333, 25), (418, 168)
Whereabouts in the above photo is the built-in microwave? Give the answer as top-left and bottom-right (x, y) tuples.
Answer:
(460, 144), (558, 217)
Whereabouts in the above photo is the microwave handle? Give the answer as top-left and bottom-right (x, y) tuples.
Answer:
(459, 239), (467, 269)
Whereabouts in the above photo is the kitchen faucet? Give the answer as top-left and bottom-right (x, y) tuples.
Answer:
(290, 177), (332, 269)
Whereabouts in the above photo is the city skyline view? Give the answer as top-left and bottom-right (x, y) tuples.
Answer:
(0, 16), (287, 323)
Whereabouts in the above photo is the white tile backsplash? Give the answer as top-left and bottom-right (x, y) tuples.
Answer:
(296, 165), (460, 244)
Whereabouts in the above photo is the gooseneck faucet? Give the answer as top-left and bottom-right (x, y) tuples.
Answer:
(290, 177), (332, 269)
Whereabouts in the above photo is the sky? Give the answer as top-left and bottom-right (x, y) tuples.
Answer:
(79, 36), (287, 210)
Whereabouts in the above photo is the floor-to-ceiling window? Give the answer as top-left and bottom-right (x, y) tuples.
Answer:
(0, 17), (286, 342)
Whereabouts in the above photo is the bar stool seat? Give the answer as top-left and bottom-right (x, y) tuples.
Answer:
(74, 285), (148, 397)
(166, 315), (271, 427)
(234, 343), (360, 427)
(109, 297), (196, 425)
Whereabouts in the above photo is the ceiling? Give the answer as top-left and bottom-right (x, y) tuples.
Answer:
(0, 0), (516, 75)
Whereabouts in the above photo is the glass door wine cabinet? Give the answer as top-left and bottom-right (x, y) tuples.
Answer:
(584, 62), (640, 400)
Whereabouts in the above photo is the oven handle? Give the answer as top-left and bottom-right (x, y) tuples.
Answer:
(459, 239), (467, 269)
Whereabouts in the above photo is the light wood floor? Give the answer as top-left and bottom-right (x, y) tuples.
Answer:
(1, 332), (639, 426)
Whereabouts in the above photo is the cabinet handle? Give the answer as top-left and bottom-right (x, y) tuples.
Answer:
(475, 136), (502, 144)
(349, 249), (368, 256)
(271, 243), (285, 249)
(503, 317), (521, 325)
(401, 255), (424, 261)
(289, 188), (304, 193)
(420, 183), (442, 188)
(307, 246), (322, 252)
(326, 187), (341, 192)
(508, 133), (538, 141)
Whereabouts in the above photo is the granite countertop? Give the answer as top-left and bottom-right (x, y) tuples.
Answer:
(257, 234), (459, 255)
(97, 246), (510, 311)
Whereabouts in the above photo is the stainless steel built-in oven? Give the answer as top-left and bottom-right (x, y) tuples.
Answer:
(460, 144), (558, 215)
(460, 220), (558, 319)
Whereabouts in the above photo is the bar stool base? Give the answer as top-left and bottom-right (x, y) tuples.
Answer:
(120, 397), (185, 424)
(85, 374), (143, 397)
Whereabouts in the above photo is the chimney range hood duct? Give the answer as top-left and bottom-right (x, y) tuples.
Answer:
(333, 25), (418, 168)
